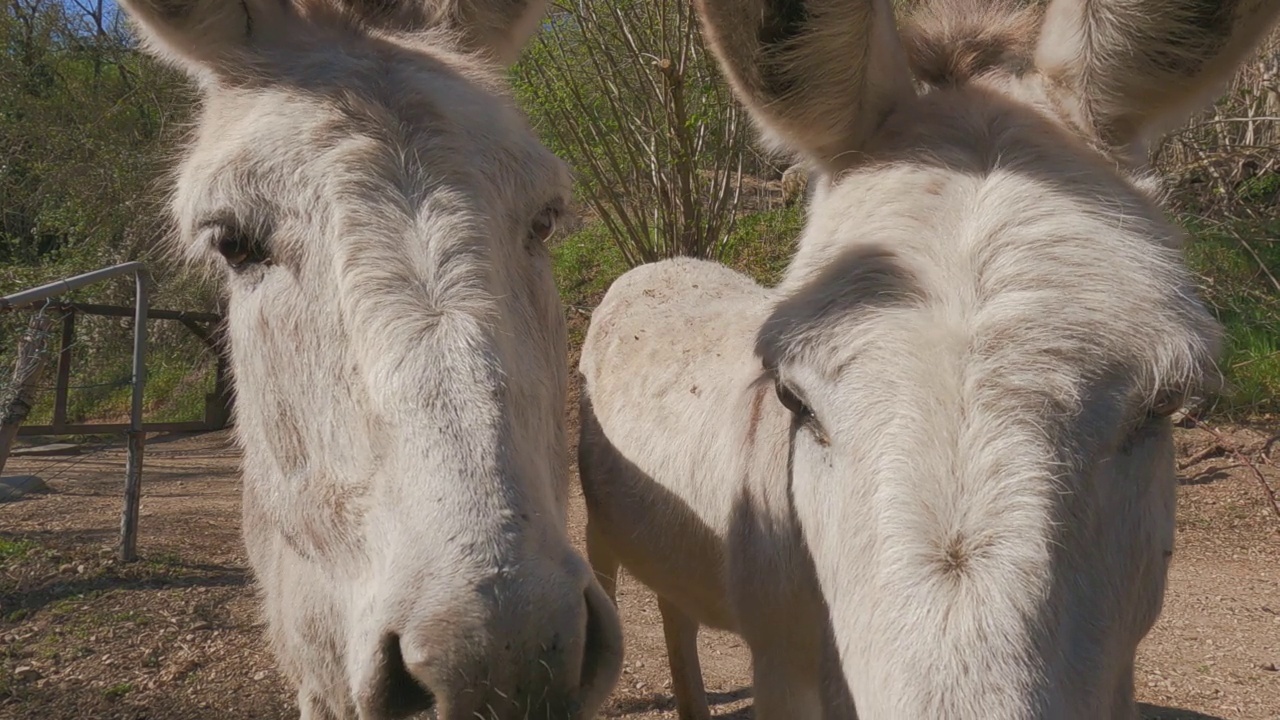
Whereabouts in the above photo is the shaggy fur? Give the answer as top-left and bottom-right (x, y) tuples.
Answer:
(580, 0), (1276, 718)
(117, 1), (623, 718)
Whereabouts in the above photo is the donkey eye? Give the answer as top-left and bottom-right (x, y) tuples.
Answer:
(209, 224), (270, 269)
(530, 205), (559, 243)
(1146, 389), (1185, 419)
(775, 379), (811, 419)
(775, 378), (830, 446)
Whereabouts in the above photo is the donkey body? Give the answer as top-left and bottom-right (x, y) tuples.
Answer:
(581, 259), (854, 720)
(580, 0), (1279, 717)
(117, 1), (623, 718)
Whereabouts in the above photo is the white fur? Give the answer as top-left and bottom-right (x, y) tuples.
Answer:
(580, 0), (1276, 718)
(117, 1), (623, 718)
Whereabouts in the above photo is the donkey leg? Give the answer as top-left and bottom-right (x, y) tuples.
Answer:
(658, 596), (712, 720)
(297, 688), (344, 720)
(585, 517), (620, 605)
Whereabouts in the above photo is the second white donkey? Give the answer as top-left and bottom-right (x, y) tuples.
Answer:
(578, 0), (1280, 718)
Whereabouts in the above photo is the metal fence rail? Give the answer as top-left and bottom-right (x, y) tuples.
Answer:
(1, 262), (228, 562)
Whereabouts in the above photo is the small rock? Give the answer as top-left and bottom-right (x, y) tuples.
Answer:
(1261, 662), (1278, 672)
(14, 666), (41, 682)
(76, 564), (86, 574)
(253, 671), (268, 681)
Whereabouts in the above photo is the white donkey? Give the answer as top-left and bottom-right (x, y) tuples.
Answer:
(580, 0), (1280, 718)
(117, 0), (623, 718)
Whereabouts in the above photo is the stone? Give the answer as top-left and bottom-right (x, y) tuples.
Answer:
(0, 475), (49, 502)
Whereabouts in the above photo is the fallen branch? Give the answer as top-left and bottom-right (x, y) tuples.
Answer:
(1178, 443), (1227, 471)
(1187, 420), (1280, 526)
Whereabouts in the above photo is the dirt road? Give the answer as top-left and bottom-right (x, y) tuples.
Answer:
(1, 422), (1277, 719)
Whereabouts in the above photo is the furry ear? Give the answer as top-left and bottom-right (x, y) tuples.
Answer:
(337, 0), (547, 66)
(117, 0), (292, 80)
(1036, 0), (1280, 156)
(693, 0), (917, 171)
(440, 0), (547, 66)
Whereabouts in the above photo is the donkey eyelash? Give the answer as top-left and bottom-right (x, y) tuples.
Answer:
(774, 377), (830, 446)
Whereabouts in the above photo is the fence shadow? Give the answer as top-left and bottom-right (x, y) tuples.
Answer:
(0, 527), (249, 616)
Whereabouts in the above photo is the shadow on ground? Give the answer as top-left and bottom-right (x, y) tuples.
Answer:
(607, 686), (751, 717)
(1141, 705), (1227, 720)
(0, 528), (248, 616)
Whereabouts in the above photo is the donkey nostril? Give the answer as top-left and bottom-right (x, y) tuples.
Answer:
(375, 634), (435, 718)
(577, 582), (625, 704)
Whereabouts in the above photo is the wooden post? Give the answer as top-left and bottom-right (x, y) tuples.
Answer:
(51, 310), (74, 431)
(0, 313), (56, 476)
(119, 271), (148, 563)
(205, 352), (234, 429)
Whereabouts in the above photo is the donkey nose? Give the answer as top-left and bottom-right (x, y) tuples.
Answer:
(372, 558), (623, 719)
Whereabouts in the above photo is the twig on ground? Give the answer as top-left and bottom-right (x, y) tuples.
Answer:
(1178, 443), (1228, 471)
(1262, 434), (1278, 465)
(1187, 420), (1280, 525)
(1185, 464), (1251, 485)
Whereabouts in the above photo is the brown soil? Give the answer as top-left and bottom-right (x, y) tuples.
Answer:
(1, 404), (1277, 719)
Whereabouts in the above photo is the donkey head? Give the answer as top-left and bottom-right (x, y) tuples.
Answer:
(697, 0), (1275, 717)
(118, 0), (623, 717)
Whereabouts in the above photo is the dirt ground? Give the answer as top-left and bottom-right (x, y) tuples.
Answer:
(2, 410), (1278, 719)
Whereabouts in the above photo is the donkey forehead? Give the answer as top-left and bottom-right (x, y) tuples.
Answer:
(766, 156), (1220, 401)
(181, 39), (565, 206)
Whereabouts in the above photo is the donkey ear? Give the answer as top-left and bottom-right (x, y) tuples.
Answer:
(341, 0), (547, 66)
(118, 0), (292, 79)
(694, 0), (916, 170)
(1035, 0), (1280, 155)
(445, 0), (547, 66)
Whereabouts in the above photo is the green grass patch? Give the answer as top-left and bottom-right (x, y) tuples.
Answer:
(551, 222), (629, 310)
(144, 352), (215, 423)
(0, 538), (36, 562)
(47, 590), (105, 618)
(103, 682), (133, 699)
(143, 551), (186, 571)
(723, 206), (803, 286)
(552, 206), (803, 306)
(1183, 217), (1280, 418)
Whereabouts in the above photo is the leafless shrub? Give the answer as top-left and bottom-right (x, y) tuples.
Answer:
(1156, 32), (1280, 214)
(514, 0), (767, 265)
